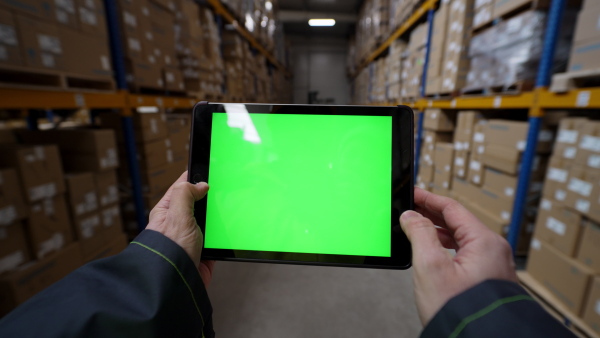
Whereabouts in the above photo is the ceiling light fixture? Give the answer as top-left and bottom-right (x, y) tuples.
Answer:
(308, 19), (336, 27)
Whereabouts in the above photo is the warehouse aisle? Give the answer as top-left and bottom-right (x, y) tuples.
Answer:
(209, 262), (421, 337)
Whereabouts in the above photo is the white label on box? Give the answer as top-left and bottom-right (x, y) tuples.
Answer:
(580, 135), (600, 152)
(29, 183), (56, 201)
(568, 178), (592, 196)
(504, 187), (514, 197)
(0, 251), (25, 274)
(443, 181), (449, 189)
(150, 118), (158, 134)
(38, 233), (64, 258)
(546, 217), (566, 236)
(43, 198), (54, 216)
(425, 135), (433, 143)
(538, 130), (553, 142)
(166, 72), (175, 82)
(56, 10), (68, 23)
(167, 149), (173, 163)
(501, 211), (510, 220)
(547, 168), (568, 183)
(555, 189), (567, 201)
(81, 215), (100, 238)
(38, 35), (62, 54)
(455, 157), (465, 166)
(576, 199), (590, 213)
(473, 175), (481, 184)
(531, 238), (541, 250)
(101, 56), (110, 70)
(588, 155), (600, 168)
(80, 8), (98, 26)
(541, 199), (552, 211)
(576, 91), (590, 107)
(0, 24), (18, 46)
(142, 6), (149, 16)
(128, 38), (141, 52)
(55, 0), (75, 12)
(146, 31), (153, 41)
(563, 147), (577, 159)
(76, 203), (85, 215)
(41, 53), (56, 68)
(0, 205), (16, 225)
(470, 160), (481, 171)
(477, 145), (484, 154)
(124, 12), (137, 27)
(458, 169), (464, 176)
(557, 130), (578, 144)
(444, 165), (450, 172)
(517, 140), (526, 151)
(430, 112), (438, 119)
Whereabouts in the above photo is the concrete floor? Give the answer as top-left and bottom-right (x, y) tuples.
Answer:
(208, 261), (422, 337)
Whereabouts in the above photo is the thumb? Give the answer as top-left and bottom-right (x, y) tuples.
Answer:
(400, 210), (445, 262)
(167, 182), (209, 220)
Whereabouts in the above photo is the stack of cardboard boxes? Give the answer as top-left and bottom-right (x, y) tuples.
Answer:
(99, 111), (187, 234)
(401, 23), (428, 100)
(389, 0), (420, 32)
(385, 40), (407, 103)
(527, 117), (600, 332)
(0, 128), (127, 316)
(0, 0), (113, 87)
(567, 0), (600, 72)
(417, 110), (554, 253)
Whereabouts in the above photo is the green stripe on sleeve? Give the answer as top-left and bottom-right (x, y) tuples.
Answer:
(131, 241), (206, 338)
(449, 294), (536, 338)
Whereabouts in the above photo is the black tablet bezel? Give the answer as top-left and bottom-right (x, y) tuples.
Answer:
(188, 103), (413, 270)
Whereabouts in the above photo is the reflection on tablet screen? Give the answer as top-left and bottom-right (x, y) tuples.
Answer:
(205, 109), (392, 257)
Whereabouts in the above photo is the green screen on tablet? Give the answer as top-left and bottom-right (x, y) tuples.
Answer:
(204, 113), (392, 257)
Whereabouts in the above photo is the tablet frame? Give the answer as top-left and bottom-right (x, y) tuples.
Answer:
(188, 102), (413, 270)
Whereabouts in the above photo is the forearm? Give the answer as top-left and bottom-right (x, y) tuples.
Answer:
(0, 230), (214, 338)
(421, 280), (574, 338)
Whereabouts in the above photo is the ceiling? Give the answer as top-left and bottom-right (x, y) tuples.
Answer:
(278, 0), (362, 39)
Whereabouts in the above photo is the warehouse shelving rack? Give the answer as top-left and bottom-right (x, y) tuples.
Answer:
(0, 0), (291, 232)
(352, 0), (589, 255)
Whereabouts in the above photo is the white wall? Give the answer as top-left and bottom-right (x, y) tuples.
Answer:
(289, 36), (350, 105)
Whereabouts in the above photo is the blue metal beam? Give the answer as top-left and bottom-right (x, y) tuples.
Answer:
(103, 0), (128, 89)
(122, 115), (147, 232)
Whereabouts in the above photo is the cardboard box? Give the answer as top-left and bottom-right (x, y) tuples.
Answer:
(467, 157), (485, 186)
(454, 150), (469, 178)
(482, 144), (521, 175)
(577, 220), (600, 273)
(0, 145), (65, 203)
(100, 204), (123, 235)
(568, 37), (600, 72)
(164, 67), (185, 91)
(553, 118), (588, 162)
(16, 14), (64, 70)
(533, 203), (583, 257)
(0, 168), (28, 226)
(473, 3), (493, 30)
(582, 276), (600, 334)
(423, 109), (455, 131)
(76, 0), (108, 37)
(462, 198), (508, 235)
(417, 163), (434, 187)
(471, 123), (486, 159)
(564, 165), (600, 216)
(0, 8), (22, 67)
(126, 59), (164, 89)
(492, 0), (535, 19)
(408, 22), (428, 52)
(483, 120), (553, 153)
(422, 130), (453, 154)
(138, 138), (172, 170)
(1, 0), (54, 19)
(141, 163), (174, 194)
(0, 242), (82, 317)
(575, 121), (600, 170)
(26, 194), (73, 259)
(60, 28), (112, 78)
(431, 183), (451, 198)
(542, 156), (572, 203)
(0, 222), (31, 274)
(65, 172), (98, 217)
(82, 231), (127, 263)
(433, 143), (454, 190)
(454, 111), (482, 152)
(72, 212), (103, 257)
(16, 129), (119, 172)
(451, 177), (481, 203)
(95, 170), (119, 207)
(527, 238), (594, 315)
(573, 3), (600, 44)
(479, 186), (514, 222)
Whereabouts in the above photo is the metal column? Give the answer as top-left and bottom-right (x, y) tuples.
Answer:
(415, 9), (435, 182)
(507, 0), (567, 252)
(104, 0), (147, 231)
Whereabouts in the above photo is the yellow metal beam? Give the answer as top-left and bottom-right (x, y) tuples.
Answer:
(352, 0), (438, 78)
(127, 94), (197, 109)
(207, 0), (292, 77)
(413, 92), (535, 110)
(538, 87), (600, 109)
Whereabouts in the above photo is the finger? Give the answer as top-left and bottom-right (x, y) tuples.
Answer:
(167, 181), (209, 220)
(414, 188), (488, 246)
(436, 227), (458, 250)
(400, 210), (446, 265)
(415, 205), (448, 228)
(153, 171), (190, 211)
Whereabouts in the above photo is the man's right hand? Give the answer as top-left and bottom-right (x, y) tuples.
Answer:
(400, 188), (518, 326)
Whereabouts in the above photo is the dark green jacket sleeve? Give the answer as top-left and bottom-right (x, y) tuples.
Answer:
(0, 230), (214, 338)
(421, 279), (575, 338)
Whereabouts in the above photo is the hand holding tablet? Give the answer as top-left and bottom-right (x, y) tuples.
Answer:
(188, 103), (414, 269)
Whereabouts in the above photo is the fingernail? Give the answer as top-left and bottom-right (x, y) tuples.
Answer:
(400, 210), (420, 222)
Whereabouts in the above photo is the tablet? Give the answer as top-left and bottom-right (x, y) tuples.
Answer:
(188, 103), (413, 269)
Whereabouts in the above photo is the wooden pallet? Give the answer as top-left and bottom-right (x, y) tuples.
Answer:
(550, 69), (600, 93)
(0, 66), (115, 92)
(424, 91), (460, 99)
(518, 271), (599, 338)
